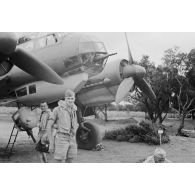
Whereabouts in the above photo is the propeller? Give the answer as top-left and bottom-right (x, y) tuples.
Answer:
(134, 77), (156, 102)
(10, 48), (64, 84)
(115, 77), (134, 103)
(0, 32), (64, 85)
(0, 32), (17, 55)
(115, 33), (156, 103)
(125, 32), (133, 65)
(115, 33), (135, 103)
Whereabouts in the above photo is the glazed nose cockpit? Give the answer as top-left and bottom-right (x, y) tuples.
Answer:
(79, 34), (107, 64)
(63, 34), (110, 77)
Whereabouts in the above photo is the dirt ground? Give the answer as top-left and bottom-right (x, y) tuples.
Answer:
(0, 112), (195, 163)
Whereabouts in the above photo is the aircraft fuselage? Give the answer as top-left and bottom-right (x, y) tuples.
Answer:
(1, 33), (122, 107)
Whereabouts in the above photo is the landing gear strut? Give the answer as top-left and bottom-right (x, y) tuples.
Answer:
(94, 105), (108, 121)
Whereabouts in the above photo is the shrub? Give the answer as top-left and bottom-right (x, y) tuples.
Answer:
(104, 120), (170, 145)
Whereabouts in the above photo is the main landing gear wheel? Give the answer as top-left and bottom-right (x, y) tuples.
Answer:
(76, 121), (102, 150)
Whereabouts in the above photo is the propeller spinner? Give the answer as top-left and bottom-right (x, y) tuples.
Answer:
(0, 32), (64, 85)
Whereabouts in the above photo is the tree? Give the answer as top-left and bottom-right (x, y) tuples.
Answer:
(170, 76), (195, 135)
(131, 55), (171, 123)
(129, 47), (194, 128)
(162, 47), (195, 135)
(162, 46), (191, 75)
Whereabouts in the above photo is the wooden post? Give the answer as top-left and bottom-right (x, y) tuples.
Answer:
(158, 129), (163, 145)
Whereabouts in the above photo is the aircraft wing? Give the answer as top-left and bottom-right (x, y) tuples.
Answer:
(10, 48), (64, 85)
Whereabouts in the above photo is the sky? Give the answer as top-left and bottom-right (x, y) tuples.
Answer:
(90, 32), (195, 65)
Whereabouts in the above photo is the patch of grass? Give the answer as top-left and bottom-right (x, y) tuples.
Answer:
(105, 120), (170, 145)
(107, 111), (145, 119)
(163, 118), (195, 136)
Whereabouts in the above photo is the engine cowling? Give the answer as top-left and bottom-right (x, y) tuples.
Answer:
(0, 61), (13, 77)
(102, 59), (123, 83)
(17, 107), (40, 129)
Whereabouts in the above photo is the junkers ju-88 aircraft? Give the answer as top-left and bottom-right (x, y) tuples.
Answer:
(0, 32), (156, 151)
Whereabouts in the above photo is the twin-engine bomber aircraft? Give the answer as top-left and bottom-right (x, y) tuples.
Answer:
(0, 32), (156, 150)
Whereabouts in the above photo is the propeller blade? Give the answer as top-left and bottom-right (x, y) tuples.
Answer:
(10, 48), (64, 85)
(0, 32), (17, 55)
(134, 77), (156, 102)
(115, 77), (134, 103)
(125, 33), (133, 65)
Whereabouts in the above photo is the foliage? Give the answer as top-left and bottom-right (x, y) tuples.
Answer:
(129, 47), (195, 124)
(131, 55), (172, 123)
(187, 67), (195, 88)
(169, 76), (195, 135)
(17, 36), (32, 45)
(105, 120), (170, 145)
(162, 47), (191, 76)
(161, 47), (195, 134)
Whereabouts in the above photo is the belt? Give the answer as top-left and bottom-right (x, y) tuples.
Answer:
(58, 131), (70, 135)
(57, 131), (75, 138)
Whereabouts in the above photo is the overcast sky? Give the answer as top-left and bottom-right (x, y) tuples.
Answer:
(89, 32), (195, 65)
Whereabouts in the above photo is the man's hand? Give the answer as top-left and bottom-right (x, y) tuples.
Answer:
(48, 138), (55, 154)
(49, 146), (54, 154)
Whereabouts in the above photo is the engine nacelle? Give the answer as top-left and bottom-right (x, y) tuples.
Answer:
(102, 59), (123, 84)
(101, 58), (143, 83)
(0, 61), (13, 77)
(87, 58), (124, 85)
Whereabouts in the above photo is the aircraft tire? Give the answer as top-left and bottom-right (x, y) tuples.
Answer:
(76, 121), (101, 150)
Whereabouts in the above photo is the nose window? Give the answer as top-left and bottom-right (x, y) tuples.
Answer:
(16, 87), (27, 97)
(79, 41), (106, 54)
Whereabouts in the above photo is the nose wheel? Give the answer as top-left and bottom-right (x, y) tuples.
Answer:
(76, 121), (102, 150)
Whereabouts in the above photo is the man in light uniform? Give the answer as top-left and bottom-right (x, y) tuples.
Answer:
(48, 89), (79, 163)
(36, 102), (51, 163)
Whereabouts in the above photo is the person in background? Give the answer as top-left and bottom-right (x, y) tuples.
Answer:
(35, 102), (51, 163)
(143, 148), (172, 163)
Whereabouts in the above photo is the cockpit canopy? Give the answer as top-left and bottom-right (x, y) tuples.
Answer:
(79, 34), (106, 54)
(64, 34), (108, 76)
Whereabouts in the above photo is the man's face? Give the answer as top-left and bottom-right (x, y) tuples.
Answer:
(65, 96), (75, 107)
(40, 103), (47, 112)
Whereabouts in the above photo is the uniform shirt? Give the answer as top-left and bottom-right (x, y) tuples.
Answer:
(39, 109), (51, 131)
(50, 100), (79, 136)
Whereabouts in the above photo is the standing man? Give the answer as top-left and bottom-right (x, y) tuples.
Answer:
(36, 102), (51, 163)
(47, 89), (79, 163)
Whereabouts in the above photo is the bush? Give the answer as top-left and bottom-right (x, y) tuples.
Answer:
(105, 120), (170, 145)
